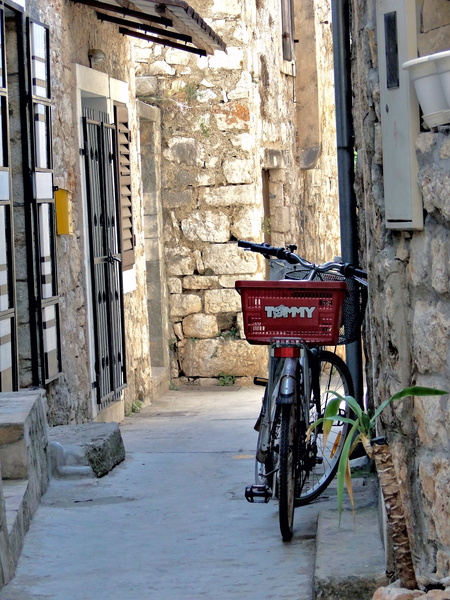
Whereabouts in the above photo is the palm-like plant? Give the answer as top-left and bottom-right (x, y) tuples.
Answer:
(307, 385), (448, 591)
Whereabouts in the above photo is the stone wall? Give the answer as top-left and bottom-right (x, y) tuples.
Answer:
(134, 0), (340, 383)
(351, 0), (450, 581)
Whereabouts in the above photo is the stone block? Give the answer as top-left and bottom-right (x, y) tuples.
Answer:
(181, 211), (230, 242)
(169, 293), (202, 318)
(204, 288), (241, 313)
(371, 587), (423, 600)
(167, 277), (183, 294)
(163, 137), (205, 167)
(415, 396), (448, 449)
(198, 89), (218, 103)
(270, 206), (291, 233)
(413, 301), (450, 374)
(268, 182), (284, 207)
(179, 338), (268, 378)
(202, 184), (256, 207)
(223, 159), (253, 184)
(182, 313), (219, 338)
(211, 0), (242, 17)
(227, 71), (252, 100)
(165, 247), (196, 276)
(421, 0), (450, 32)
(165, 49), (191, 65)
(0, 437), (27, 480)
(431, 230), (450, 295)
(162, 188), (193, 209)
(230, 133), (256, 152)
(417, 24), (450, 56)
(135, 76), (158, 96)
(48, 422), (125, 478)
(182, 275), (218, 290)
(314, 506), (386, 600)
(208, 47), (244, 70)
(419, 457), (450, 546)
(409, 233), (430, 288)
(202, 243), (258, 274)
(213, 102), (250, 130)
(147, 61), (175, 75)
(219, 274), (255, 288)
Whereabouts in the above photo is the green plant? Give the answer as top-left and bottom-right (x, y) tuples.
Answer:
(219, 327), (239, 340)
(200, 122), (210, 137)
(131, 400), (142, 413)
(184, 82), (198, 102)
(125, 399), (143, 416)
(261, 217), (271, 235)
(218, 372), (237, 386)
(307, 385), (447, 590)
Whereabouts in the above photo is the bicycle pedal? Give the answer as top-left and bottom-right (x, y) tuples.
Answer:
(245, 484), (272, 503)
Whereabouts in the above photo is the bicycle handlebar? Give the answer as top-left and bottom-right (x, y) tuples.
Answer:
(237, 240), (367, 281)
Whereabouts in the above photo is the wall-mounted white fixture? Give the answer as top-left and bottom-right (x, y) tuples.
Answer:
(435, 50), (450, 106)
(88, 49), (106, 68)
(376, 0), (423, 231)
(403, 50), (450, 128)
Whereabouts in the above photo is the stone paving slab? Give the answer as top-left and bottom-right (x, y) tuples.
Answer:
(314, 490), (388, 600)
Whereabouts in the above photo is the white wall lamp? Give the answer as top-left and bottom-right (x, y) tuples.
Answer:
(88, 48), (106, 68)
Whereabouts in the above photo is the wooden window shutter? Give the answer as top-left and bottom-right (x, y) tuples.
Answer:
(281, 0), (294, 61)
(114, 104), (135, 270)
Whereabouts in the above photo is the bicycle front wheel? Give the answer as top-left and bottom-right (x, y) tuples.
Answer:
(279, 403), (297, 541)
(295, 350), (354, 506)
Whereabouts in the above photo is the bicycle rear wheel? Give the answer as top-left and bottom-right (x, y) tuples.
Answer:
(295, 350), (354, 506)
(278, 403), (297, 541)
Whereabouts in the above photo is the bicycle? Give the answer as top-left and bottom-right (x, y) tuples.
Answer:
(235, 240), (368, 541)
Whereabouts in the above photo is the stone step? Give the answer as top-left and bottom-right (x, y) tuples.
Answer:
(48, 422), (126, 478)
(0, 390), (49, 587)
(313, 479), (388, 600)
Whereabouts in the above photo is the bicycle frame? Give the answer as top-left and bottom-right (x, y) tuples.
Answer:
(238, 239), (367, 539)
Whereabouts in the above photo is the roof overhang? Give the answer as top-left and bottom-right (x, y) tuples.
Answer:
(71, 0), (226, 56)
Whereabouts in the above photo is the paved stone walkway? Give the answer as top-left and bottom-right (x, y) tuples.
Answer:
(0, 385), (377, 600)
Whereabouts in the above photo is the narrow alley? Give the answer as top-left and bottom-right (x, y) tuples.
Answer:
(0, 386), (378, 600)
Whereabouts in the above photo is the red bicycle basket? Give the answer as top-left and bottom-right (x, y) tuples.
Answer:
(235, 280), (348, 345)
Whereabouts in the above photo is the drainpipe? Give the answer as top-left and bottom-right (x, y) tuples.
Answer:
(331, 0), (364, 407)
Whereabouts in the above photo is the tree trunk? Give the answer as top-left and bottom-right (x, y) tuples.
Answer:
(370, 442), (418, 590)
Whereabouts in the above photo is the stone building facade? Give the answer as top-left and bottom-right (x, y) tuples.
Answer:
(352, 0), (450, 582)
(1, 0), (224, 424)
(134, 0), (341, 384)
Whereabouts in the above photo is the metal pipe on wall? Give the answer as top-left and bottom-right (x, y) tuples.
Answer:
(331, 0), (364, 406)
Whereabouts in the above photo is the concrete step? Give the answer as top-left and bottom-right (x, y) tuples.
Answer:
(48, 422), (126, 478)
(313, 477), (388, 600)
